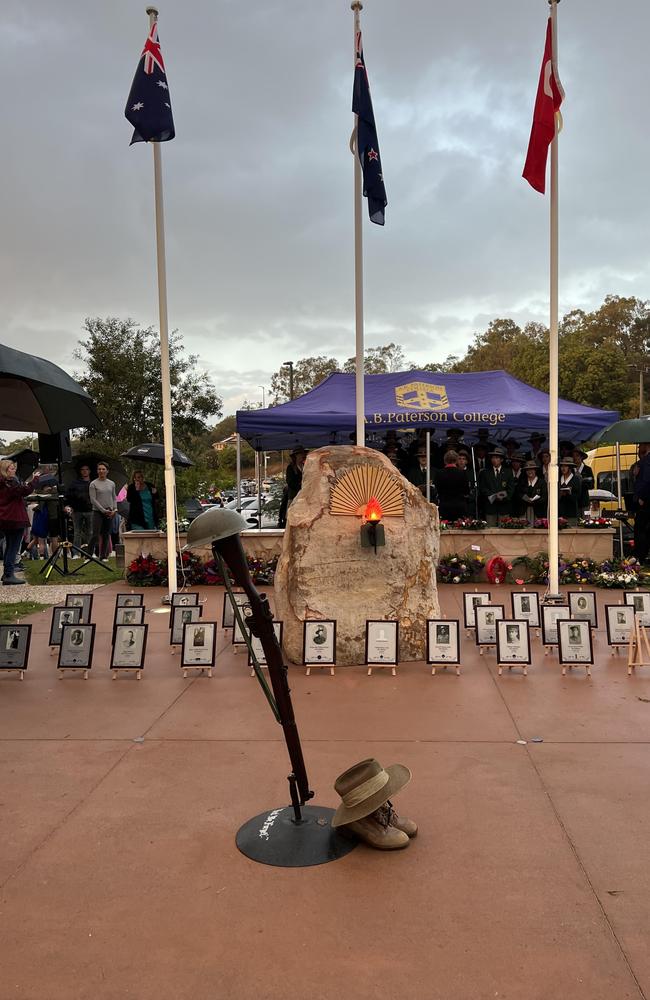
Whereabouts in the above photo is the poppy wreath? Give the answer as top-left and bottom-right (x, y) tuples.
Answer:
(486, 556), (510, 584)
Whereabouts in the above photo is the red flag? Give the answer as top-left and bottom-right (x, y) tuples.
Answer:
(523, 17), (564, 194)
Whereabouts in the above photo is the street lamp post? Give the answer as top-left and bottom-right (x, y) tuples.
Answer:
(627, 364), (650, 417)
(283, 361), (294, 400)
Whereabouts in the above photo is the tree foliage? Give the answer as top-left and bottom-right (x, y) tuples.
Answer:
(74, 318), (223, 457)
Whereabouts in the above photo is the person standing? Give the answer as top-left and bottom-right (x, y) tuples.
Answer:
(286, 447), (307, 504)
(0, 459), (40, 584)
(558, 459), (581, 523)
(572, 447), (594, 512)
(65, 463), (94, 552)
(633, 446), (650, 564)
(478, 447), (514, 526)
(126, 470), (159, 531)
(518, 460), (548, 523)
(89, 462), (117, 559)
(434, 450), (469, 521)
(508, 452), (526, 515)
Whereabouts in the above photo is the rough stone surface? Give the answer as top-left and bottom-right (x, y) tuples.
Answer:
(274, 445), (439, 665)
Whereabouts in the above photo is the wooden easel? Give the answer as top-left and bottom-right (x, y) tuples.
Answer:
(628, 615), (650, 675)
(431, 662), (460, 677)
(497, 659), (527, 677)
(112, 667), (142, 681)
(305, 663), (335, 676)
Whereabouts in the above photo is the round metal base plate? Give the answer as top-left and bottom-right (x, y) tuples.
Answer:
(236, 805), (358, 868)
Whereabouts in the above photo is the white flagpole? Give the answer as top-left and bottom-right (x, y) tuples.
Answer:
(547, 0), (561, 598)
(147, 5), (177, 598)
(351, 1), (365, 447)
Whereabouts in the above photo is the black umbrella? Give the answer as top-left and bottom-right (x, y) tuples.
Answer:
(0, 343), (100, 433)
(60, 453), (128, 491)
(121, 442), (194, 467)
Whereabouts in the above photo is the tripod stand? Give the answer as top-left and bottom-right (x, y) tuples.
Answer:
(39, 497), (111, 579)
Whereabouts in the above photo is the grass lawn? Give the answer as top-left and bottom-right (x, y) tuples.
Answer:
(21, 560), (123, 587)
(0, 601), (50, 624)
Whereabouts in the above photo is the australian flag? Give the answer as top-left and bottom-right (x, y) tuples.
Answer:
(125, 22), (175, 144)
(352, 31), (387, 225)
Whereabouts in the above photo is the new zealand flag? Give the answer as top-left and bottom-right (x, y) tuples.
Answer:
(125, 22), (175, 144)
(352, 31), (387, 226)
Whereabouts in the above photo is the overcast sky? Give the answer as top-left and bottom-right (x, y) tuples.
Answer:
(1, 0), (648, 434)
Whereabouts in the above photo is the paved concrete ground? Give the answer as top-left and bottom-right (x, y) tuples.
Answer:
(1, 582), (650, 1000)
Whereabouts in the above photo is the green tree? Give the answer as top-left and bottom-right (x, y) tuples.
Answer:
(74, 318), (222, 458)
(343, 342), (406, 374)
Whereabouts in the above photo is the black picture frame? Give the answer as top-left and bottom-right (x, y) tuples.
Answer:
(49, 606), (82, 647)
(232, 603), (251, 645)
(463, 592), (492, 629)
(365, 620), (399, 666)
(558, 619), (594, 666)
(247, 622), (284, 667)
(64, 593), (94, 623)
(58, 624), (96, 669)
(181, 621), (217, 668)
(303, 620), (337, 666)
(426, 619), (460, 665)
(541, 605), (571, 646)
(0, 624), (32, 671)
(496, 620), (531, 666)
(222, 591), (248, 629)
(624, 592), (650, 626)
(170, 605), (202, 645)
(111, 624), (148, 669)
(510, 591), (540, 628)
(475, 605), (505, 646)
(568, 590), (598, 628)
(605, 604), (635, 646)
(171, 592), (200, 609)
(116, 593), (144, 609)
(113, 604), (146, 638)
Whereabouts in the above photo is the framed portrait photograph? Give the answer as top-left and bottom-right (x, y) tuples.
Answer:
(463, 592), (492, 629)
(248, 622), (284, 667)
(541, 605), (571, 646)
(116, 593), (145, 609)
(111, 624), (148, 669)
(624, 592), (650, 626)
(605, 604), (635, 646)
(568, 591), (598, 628)
(475, 604), (505, 646)
(496, 620), (531, 670)
(58, 624), (96, 669)
(558, 619), (593, 666)
(303, 620), (336, 666)
(0, 624), (32, 671)
(426, 619), (460, 666)
(222, 591), (248, 629)
(49, 606), (82, 646)
(232, 603), (253, 645)
(510, 591), (540, 628)
(171, 591), (200, 608)
(170, 605), (202, 645)
(114, 605), (146, 633)
(64, 593), (94, 623)
(182, 621), (217, 668)
(365, 620), (399, 666)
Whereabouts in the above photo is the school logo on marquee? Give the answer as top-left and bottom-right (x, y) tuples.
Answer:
(394, 381), (449, 411)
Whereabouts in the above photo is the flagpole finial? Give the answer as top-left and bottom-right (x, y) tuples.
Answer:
(351, 1), (363, 11)
(146, 6), (159, 18)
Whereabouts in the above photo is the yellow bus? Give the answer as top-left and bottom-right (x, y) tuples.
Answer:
(586, 444), (639, 511)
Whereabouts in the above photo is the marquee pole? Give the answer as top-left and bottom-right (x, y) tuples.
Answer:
(351, 0), (365, 447)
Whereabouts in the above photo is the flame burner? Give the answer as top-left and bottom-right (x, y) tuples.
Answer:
(360, 496), (385, 553)
(364, 496), (383, 523)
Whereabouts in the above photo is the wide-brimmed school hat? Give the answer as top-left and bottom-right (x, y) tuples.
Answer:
(572, 446), (588, 459)
(510, 452), (525, 463)
(331, 758), (411, 827)
(523, 459), (540, 471)
(290, 445), (307, 457)
(488, 446), (507, 458)
(559, 457), (576, 467)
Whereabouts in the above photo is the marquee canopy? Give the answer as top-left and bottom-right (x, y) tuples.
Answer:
(236, 370), (619, 452)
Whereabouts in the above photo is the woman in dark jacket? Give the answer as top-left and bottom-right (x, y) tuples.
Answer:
(434, 450), (469, 521)
(126, 470), (159, 530)
(518, 460), (548, 523)
(0, 459), (40, 584)
(558, 459), (582, 523)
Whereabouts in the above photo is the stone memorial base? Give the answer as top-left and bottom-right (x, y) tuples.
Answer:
(273, 445), (440, 666)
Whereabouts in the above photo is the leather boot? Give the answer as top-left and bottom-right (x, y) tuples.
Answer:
(376, 800), (418, 838)
(342, 814), (410, 850)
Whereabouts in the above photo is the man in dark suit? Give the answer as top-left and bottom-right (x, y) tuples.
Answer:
(572, 447), (594, 512)
(478, 447), (514, 525)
